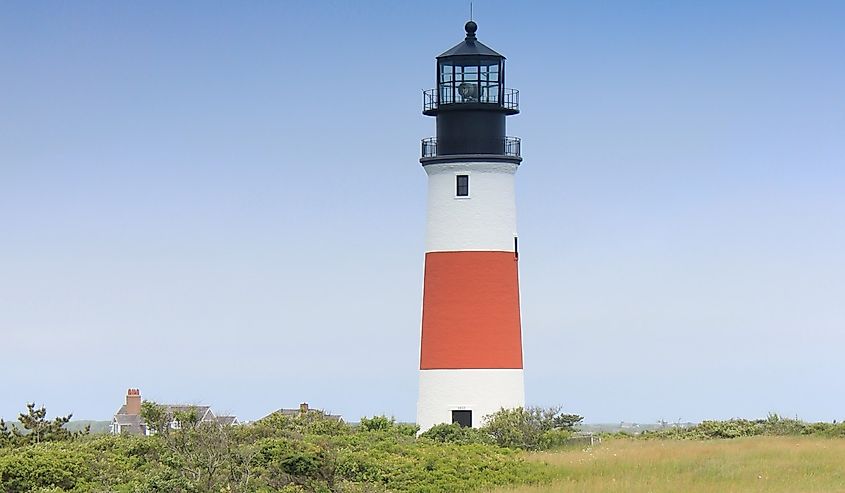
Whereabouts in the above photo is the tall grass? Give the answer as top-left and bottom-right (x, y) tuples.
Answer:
(490, 436), (845, 492)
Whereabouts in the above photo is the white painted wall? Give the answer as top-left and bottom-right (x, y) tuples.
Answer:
(417, 368), (525, 431)
(424, 161), (518, 253)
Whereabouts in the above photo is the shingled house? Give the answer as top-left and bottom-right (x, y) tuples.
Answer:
(111, 388), (238, 435)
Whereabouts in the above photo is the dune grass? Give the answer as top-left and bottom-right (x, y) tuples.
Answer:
(489, 436), (845, 493)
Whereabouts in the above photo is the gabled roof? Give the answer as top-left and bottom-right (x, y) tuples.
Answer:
(216, 415), (239, 426)
(165, 405), (213, 420)
(113, 403), (218, 423)
(272, 408), (307, 417)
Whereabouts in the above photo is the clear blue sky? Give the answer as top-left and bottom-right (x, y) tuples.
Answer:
(1, 1), (843, 424)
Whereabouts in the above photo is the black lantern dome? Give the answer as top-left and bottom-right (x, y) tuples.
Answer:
(421, 22), (521, 164)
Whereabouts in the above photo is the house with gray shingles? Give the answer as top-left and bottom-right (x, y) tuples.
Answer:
(111, 388), (238, 435)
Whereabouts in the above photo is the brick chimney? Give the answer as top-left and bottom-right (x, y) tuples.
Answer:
(125, 388), (141, 415)
(299, 402), (309, 414)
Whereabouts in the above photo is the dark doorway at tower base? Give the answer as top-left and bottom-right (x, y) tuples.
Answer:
(452, 410), (473, 427)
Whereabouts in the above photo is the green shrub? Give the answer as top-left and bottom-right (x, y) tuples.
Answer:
(822, 423), (845, 437)
(358, 416), (419, 437)
(482, 407), (583, 450)
(419, 423), (493, 445)
(539, 428), (574, 449)
(695, 419), (759, 439)
(245, 437), (340, 492)
(357, 415), (396, 433)
(336, 441), (552, 493)
(0, 439), (167, 492)
(759, 413), (806, 436)
(0, 445), (92, 491)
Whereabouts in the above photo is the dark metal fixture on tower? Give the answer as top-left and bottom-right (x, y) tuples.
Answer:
(421, 21), (521, 163)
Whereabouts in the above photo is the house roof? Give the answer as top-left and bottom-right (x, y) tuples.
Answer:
(216, 415), (238, 426)
(262, 408), (343, 422)
(113, 403), (222, 426)
(165, 405), (213, 420)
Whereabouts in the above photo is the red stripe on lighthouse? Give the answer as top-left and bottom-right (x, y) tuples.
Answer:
(420, 251), (523, 370)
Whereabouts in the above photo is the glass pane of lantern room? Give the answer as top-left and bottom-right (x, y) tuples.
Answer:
(439, 62), (454, 104)
(456, 64), (479, 103)
(480, 63), (500, 103)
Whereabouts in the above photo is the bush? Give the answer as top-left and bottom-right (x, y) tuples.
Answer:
(695, 419), (759, 439)
(336, 441), (552, 493)
(358, 416), (419, 437)
(820, 422), (845, 437)
(539, 428), (575, 449)
(252, 437), (339, 491)
(759, 413), (807, 436)
(0, 445), (93, 492)
(0, 439), (169, 492)
(482, 407), (583, 450)
(419, 423), (493, 445)
(251, 410), (352, 440)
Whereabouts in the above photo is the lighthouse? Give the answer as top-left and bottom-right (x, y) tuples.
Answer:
(417, 21), (524, 431)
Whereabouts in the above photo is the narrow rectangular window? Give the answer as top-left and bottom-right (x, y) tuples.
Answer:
(456, 174), (469, 197)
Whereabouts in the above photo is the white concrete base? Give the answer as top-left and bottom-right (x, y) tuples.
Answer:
(417, 368), (525, 432)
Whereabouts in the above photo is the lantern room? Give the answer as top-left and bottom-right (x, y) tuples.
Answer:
(438, 47), (503, 105)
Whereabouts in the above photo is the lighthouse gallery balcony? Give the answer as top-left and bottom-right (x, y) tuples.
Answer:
(423, 87), (519, 115)
(421, 136), (521, 159)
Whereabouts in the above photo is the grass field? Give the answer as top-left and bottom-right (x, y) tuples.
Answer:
(490, 437), (845, 493)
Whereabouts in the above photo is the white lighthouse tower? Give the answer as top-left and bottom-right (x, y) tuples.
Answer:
(417, 21), (524, 431)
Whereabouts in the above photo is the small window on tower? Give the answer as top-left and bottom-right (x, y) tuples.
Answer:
(456, 174), (469, 197)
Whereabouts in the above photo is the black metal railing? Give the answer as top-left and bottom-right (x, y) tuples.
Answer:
(503, 88), (519, 111)
(423, 89), (437, 112)
(421, 137), (438, 158)
(503, 136), (521, 157)
(421, 136), (521, 158)
(423, 88), (519, 113)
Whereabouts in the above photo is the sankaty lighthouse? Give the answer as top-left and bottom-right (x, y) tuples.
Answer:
(417, 21), (524, 431)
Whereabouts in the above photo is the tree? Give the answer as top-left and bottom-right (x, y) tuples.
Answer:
(140, 400), (169, 435)
(482, 406), (583, 450)
(173, 408), (200, 430)
(550, 411), (584, 431)
(15, 402), (87, 445)
(0, 419), (12, 446)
